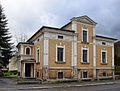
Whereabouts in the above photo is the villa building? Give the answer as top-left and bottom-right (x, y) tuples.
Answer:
(17, 15), (117, 80)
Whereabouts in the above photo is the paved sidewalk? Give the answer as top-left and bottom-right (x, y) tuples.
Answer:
(1, 78), (120, 90)
(17, 80), (120, 90)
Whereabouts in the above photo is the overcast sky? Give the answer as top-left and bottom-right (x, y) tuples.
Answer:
(1, 0), (120, 44)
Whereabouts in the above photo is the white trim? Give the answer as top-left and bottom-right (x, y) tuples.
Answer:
(112, 45), (114, 68)
(71, 42), (74, 66)
(72, 21), (77, 33)
(93, 26), (96, 67)
(75, 21), (96, 27)
(36, 47), (40, 63)
(81, 47), (89, 63)
(78, 67), (93, 69)
(43, 38), (49, 65)
(48, 67), (72, 69)
(82, 28), (89, 42)
(20, 45), (24, 55)
(96, 67), (113, 70)
(56, 44), (65, 62)
(25, 46), (31, 55)
(101, 50), (107, 64)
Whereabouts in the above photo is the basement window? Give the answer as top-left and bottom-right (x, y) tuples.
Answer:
(103, 72), (106, 76)
(58, 72), (63, 79)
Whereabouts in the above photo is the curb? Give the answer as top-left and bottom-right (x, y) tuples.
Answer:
(17, 82), (120, 90)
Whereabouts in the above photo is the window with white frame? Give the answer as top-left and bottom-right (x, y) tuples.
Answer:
(82, 48), (89, 63)
(56, 45), (65, 62)
(101, 50), (107, 64)
(36, 47), (40, 63)
(25, 47), (31, 55)
(82, 29), (88, 42)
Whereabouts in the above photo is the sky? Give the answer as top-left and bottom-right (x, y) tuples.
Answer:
(1, 0), (120, 44)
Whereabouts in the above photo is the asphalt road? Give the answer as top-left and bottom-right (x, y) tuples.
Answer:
(0, 78), (120, 91)
(1, 84), (120, 91)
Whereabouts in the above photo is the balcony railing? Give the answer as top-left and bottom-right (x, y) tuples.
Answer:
(18, 54), (34, 60)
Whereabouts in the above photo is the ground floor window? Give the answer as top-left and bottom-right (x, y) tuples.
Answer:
(83, 72), (87, 78)
(58, 72), (63, 79)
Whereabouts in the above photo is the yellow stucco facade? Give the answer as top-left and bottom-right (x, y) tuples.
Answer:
(17, 15), (116, 80)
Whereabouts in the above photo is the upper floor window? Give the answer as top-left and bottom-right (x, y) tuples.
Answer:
(58, 35), (63, 39)
(82, 29), (88, 42)
(36, 47), (40, 63)
(101, 50), (107, 64)
(26, 47), (30, 55)
(56, 45), (65, 62)
(82, 48), (89, 63)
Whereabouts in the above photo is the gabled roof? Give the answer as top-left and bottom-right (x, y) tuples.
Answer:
(27, 26), (75, 42)
(71, 15), (97, 25)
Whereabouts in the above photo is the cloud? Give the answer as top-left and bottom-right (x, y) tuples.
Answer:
(1, 0), (120, 44)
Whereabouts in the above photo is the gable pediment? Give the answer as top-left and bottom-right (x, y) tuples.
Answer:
(71, 15), (97, 25)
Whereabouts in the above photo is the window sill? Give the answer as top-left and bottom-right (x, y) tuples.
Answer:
(36, 62), (40, 64)
(55, 61), (66, 64)
(81, 62), (89, 64)
(81, 41), (89, 44)
(101, 63), (107, 65)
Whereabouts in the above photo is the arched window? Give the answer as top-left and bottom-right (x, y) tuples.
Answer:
(26, 47), (30, 55)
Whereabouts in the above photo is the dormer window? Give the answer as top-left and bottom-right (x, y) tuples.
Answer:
(26, 47), (30, 55)
(58, 35), (63, 39)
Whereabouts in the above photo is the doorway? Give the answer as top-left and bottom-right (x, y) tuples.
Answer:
(25, 63), (31, 77)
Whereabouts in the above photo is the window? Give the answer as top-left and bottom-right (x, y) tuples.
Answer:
(26, 47), (30, 55)
(58, 35), (63, 39)
(82, 48), (89, 63)
(37, 72), (39, 77)
(58, 72), (63, 79)
(36, 48), (40, 63)
(82, 29), (88, 42)
(57, 48), (63, 62)
(103, 72), (106, 76)
(37, 38), (39, 42)
(101, 51), (107, 64)
(83, 72), (87, 78)
(83, 50), (87, 62)
(56, 45), (65, 62)
(102, 42), (106, 45)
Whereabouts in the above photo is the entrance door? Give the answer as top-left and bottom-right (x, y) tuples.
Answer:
(25, 63), (31, 77)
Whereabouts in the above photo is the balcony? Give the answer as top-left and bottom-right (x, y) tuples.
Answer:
(18, 54), (34, 60)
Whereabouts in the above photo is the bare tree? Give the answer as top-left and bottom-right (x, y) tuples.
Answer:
(14, 32), (28, 44)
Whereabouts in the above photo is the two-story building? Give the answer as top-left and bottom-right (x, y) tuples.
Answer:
(17, 15), (117, 80)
